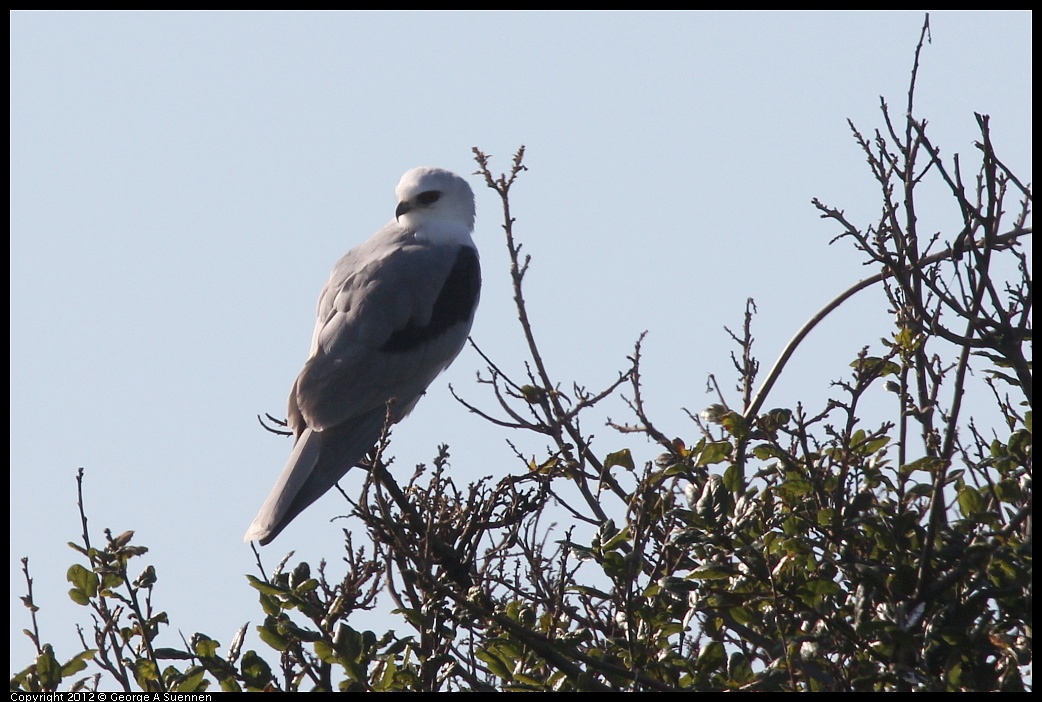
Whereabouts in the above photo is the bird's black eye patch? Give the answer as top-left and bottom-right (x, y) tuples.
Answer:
(417, 190), (441, 206)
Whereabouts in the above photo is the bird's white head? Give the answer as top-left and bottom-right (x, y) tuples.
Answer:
(394, 167), (476, 242)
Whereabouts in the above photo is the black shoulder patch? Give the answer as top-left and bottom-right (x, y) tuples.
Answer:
(381, 246), (480, 353)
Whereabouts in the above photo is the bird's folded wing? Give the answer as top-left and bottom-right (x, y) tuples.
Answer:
(296, 239), (477, 432)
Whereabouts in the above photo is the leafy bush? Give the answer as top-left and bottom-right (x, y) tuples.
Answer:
(12, 19), (1031, 692)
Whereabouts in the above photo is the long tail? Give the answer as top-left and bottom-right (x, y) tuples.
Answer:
(244, 406), (387, 545)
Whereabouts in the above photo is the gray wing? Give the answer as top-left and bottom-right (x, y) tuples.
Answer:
(297, 234), (479, 431)
(245, 227), (480, 544)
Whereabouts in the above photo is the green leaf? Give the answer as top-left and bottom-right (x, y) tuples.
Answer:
(752, 443), (786, 460)
(723, 462), (745, 493)
(601, 525), (631, 552)
(1008, 429), (1031, 459)
(60, 649), (95, 678)
(852, 356), (901, 377)
(278, 617), (321, 642)
(688, 565), (735, 581)
(853, 433), (890, 455)
(100, 572), (123, 592)
(721, 411), (749, 439)
(133, 658), (160, 684)
(476, 648), (512, 680)
(293, 578), (320, 595)
(513, 673), (545, 688)
(957, 486), (984, 517)
(218, 676), (243, 693)
(246, 574), (289, 597)
(520, 385), (546, 403)
(239, 650), (273, 689)
(777, 477), (813, 497)
(154, 647), (193, 660)
(695, 640), (727, 675)
(36, 644), (61, 690)
(728, 606), (756, 627)
(604, 448), (635, 471)
(994, 479), (1023, 502)
(728, 651), (755, 684)
(173, 666), (207, 692)
(313, 639), (338, 665)
(694, 441), (732, 467)
(67, 589), (90, 606)
(373, 657), (399, 691)
(798, 579), (841, 607)
(900, 456), (945, 476)
(257, 623), (289, 652)
(192, 636), (219, 658)
(66, 564), (99, 606)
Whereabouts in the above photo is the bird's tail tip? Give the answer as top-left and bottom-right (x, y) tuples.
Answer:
(243, 520), (272, 545)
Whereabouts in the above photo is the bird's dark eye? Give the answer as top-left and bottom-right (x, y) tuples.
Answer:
(418, 191), (441, 206)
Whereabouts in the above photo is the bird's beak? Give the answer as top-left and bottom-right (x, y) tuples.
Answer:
(395, 200), (412, 221)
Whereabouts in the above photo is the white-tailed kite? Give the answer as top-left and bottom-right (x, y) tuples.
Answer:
(245, 167), (480, 545)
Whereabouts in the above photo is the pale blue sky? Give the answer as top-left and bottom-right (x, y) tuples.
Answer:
(10, 11), (1032, 675)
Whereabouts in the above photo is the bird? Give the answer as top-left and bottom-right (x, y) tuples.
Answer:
(244, 167), (480, 545)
